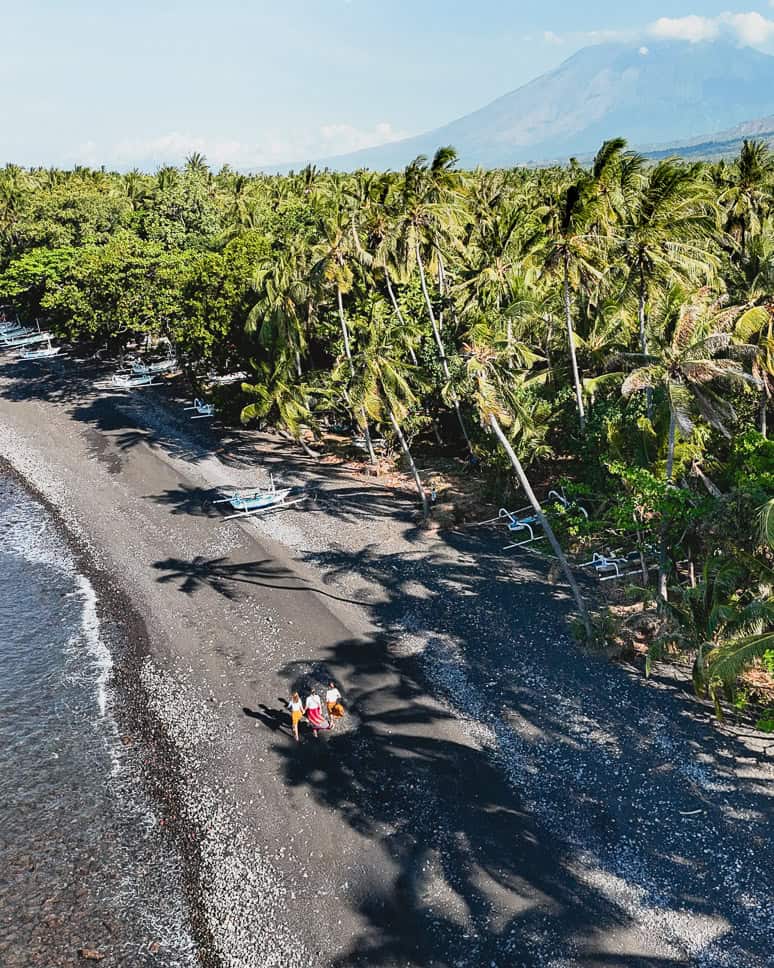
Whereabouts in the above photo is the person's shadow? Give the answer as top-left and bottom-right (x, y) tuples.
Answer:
(243, 702), (290, 734)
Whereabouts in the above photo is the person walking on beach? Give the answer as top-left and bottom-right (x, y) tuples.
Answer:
(304, 687), (331, 738)
(325, 681), (345, 728)
(288, 692), (305, 743)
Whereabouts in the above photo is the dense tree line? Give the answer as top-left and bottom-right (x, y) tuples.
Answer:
(1, 142), (773, 719)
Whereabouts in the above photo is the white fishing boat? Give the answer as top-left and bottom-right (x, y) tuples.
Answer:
(1, 330), (54, 349)
(0, 324), (30, 339)
(206, 371), (247, 386)
(131, 357), (177, 377)
(19, 339), (62, 361)
(213, 476), (310, 520)
(100, 372), (159, 389)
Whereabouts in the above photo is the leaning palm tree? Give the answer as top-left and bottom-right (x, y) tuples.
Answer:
(465, 341), (593, 639)
(621, 287), (758, 597)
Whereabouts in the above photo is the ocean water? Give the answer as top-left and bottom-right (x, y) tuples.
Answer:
(0, 474), (196, 968)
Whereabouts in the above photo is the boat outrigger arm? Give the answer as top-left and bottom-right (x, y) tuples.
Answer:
(184, 398), (215, 419)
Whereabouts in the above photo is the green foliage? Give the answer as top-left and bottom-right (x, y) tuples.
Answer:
(728, 429), (774, 501)
(40, 233), (191, 346)
(0, 246), (77, 318)
(3, 140), (774, 693)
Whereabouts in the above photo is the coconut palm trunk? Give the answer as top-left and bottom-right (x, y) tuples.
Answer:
(658, 409), (677, 600)
(279, 429), (320, 460)
(389, 409), (429, 520)
(415, 239), (473, 451)
(488, 413), (592, 639)
(337, 284), (377, 464)
(638, 266), (653, 419)
(760, 388), (768, 438)
(563, 249), (586, 433)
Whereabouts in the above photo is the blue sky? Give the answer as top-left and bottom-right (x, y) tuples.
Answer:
(3, 1), (774, 170)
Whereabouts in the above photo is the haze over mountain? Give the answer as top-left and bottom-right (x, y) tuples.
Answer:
(292, 40), (774, 171)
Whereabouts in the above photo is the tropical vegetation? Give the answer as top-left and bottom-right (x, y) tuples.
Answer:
(1, 141), (773, 721)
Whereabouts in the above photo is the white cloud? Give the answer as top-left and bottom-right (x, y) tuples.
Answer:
(639, 46), (649, 55)
(647, 11), (774, 46)
(721, 11), (774, 45)
(649, 15), (720, 43)
(72, 121), (410, 171)
(544, 10), (774, 50)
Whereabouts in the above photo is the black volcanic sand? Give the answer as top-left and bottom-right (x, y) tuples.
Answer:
(0, 358), (772, 968)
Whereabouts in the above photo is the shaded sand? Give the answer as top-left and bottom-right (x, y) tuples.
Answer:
(1, 358), (772, 968)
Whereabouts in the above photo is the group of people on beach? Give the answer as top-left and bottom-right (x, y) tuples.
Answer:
(287, 682), (345, 742)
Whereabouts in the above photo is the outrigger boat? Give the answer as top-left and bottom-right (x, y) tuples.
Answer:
(131, 357), (177, 377)
(213, 476), (311, 520)
(0, 323), (30, 339)
(1, 330), (53, 349)
(470, 504), (546, 550)
(206, 371), (247, 386)
(96, 371), (159, 390)
(19, 339), (62, 361)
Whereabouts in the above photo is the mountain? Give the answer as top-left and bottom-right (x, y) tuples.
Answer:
(641, 114), (774, 162)
(290, 40), (774, 171)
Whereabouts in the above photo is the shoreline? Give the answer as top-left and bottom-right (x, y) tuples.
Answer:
(2, 361), (774, 967)
(0, 454), (216, 966)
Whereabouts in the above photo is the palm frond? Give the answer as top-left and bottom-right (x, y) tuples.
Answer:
(707, 631), (774, 686)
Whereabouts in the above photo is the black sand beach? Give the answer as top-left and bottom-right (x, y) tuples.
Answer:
(1, 358), (772, 968)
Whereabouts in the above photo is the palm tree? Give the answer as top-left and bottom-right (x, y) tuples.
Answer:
(247, 240), (311, 378)
(616, 159), (718, 416)
(456, 201), (539, 364)
(394, 148), (472, 450)
(720, 140), (774, 258)
(311, 212), (377, 463)
(538, 139), (628, 432)
(465, 341), (592, 638)
(240, 365), (320, 459)
(733, 304), (774, 437)
(350, 301), (430, 518)
(185, 152), (210, 179)
(621, 288), (757, 597)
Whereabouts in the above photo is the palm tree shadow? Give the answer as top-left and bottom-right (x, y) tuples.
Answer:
(271, 633), (684, 968)
(151, 554), (365, 606)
